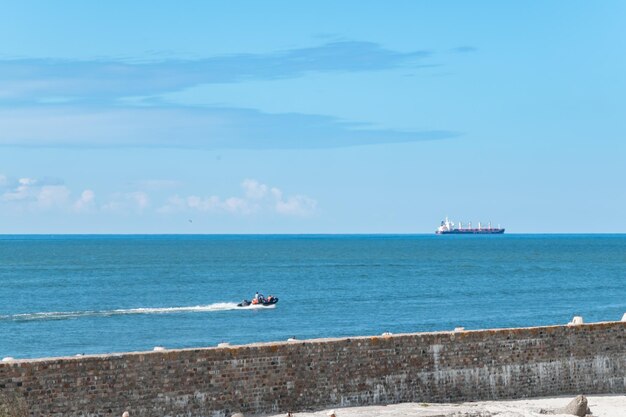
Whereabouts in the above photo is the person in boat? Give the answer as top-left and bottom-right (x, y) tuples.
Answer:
(258, 293), (266, 303)
(266, 295), (273, 303)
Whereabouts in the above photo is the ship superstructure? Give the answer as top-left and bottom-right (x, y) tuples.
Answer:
(436, 217), (505, 234)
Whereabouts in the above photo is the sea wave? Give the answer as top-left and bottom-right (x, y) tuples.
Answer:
(0, 302), (274, 322)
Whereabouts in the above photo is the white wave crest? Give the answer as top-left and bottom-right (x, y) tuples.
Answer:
(0, 301), (274, 322)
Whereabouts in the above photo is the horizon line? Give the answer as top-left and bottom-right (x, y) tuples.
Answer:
(1, 232), (625, 236)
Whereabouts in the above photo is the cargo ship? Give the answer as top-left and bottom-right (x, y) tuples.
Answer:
(436, 217), (504, 234)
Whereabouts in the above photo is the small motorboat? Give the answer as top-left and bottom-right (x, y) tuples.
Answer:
(237, 296), (279, 307)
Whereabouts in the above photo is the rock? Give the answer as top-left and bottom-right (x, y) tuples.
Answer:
(559, 395), (591, 416)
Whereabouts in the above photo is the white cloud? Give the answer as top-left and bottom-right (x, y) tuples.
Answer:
(36, 185), (71, 209)
(132, 192), (150, 210)
(0, 105), (457, 149)
(0, 174), (317, 219)
(102, 191), (150, 213)
(223, 197), (251, 213)
(0, 177), (74, 211)
(73, 189), (96, 212)
(242, 179), (268, 200)
(275, 195), (318, 216)
(1, 178), (35, 202)
(159, 179), (317, 217)
(159, 194), (253, 215)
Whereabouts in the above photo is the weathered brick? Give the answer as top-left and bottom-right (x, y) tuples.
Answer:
(0, 322), (625, 416)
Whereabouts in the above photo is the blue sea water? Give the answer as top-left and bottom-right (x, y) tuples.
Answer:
(1, 234), (625, 359)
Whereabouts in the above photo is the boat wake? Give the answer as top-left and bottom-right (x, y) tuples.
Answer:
(0, 302), (274, 322)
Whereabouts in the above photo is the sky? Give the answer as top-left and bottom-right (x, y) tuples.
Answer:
(0, 1), (625, 233)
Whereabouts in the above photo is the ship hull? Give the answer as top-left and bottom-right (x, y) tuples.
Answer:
(436, 229), (505, 235)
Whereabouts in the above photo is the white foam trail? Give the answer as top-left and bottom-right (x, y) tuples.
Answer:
(0, 302), (273, 322)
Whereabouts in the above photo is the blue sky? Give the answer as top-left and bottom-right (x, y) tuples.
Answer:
(1, 1), (625, 233)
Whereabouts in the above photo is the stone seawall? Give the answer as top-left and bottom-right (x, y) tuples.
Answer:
(1, 322), (625, 417)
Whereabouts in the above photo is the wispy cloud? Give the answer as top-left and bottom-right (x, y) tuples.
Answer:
(128, 179), (183, 190)
(450, 46), (478, 54)
(0, 41), (464, 149)
(0, 41), (430, 103)
(0, 105), (458, 149)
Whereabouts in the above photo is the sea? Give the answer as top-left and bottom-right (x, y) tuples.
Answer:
(1, 234), (625, 359)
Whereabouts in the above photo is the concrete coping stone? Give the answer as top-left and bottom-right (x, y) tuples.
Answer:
(1, 320), (624, 366)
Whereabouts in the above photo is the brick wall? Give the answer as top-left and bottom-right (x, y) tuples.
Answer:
(1, 322), (625, 417)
